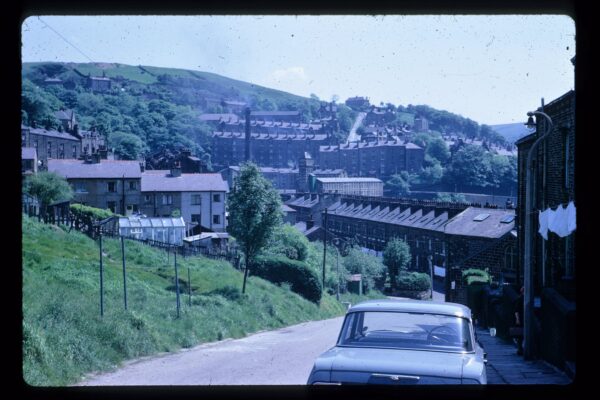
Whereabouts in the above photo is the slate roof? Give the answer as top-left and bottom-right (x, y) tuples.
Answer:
(443, 207), (516, 239)
(21, 147), (37, 160)
(141, 173), (229, 192)
(49, 159), (142, 179)
(316, 177), (382, 184)
(54, 109), (75, 121)
(250, 111), (300, 116)
(282, 204), (296, 213)
(200, 113), (240, 122)
(226, 166), (298, 174)
(212, 131), (328, 141)
(326, 201), (452, 232)
(26, 126), (79, 141)
(312, 169), (345, 175)
(319, 141), (421, 152)
(287, 195), (320, 209)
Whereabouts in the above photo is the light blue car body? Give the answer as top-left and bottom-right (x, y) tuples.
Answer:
(307, 299), (487, 385)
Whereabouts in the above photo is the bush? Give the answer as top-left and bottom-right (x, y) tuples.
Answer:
(70, 204), (115, 221)
(397, 272), (431, 292)
(462, 268), (490, 286)
(253, 255), (322, 303)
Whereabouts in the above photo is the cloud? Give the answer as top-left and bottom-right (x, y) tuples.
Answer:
(269, 66), (308, 83)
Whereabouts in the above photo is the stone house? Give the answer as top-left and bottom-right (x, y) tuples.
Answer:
(22, 124), (81, 169)
(48, 157), (142, 215)
(515, 87), (576, 373)
(140, 168), (229, 233)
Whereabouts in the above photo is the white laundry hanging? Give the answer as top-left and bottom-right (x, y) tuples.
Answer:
(566, 201), (576, 234)
(549, 204), (570, 238)
(538, 209), (550, 240)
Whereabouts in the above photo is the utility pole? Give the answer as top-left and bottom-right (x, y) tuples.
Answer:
(523, 110), (553, 360)
(336, 243), (340, 301)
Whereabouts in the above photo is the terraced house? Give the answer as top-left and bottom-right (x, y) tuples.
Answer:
(322, 196), (517, 301)
(48, 157), (142, 215)
(140, 167), (229, 234)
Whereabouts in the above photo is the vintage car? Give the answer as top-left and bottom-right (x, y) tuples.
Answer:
(307, 299), (487, 385)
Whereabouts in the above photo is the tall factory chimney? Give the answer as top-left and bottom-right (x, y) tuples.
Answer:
(245, 107), (251, 162)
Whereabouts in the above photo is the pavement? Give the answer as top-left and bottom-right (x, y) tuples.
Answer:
(475, 327), (572, 384)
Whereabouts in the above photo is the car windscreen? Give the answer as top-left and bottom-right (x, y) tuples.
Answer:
(338, 311), (473, 352)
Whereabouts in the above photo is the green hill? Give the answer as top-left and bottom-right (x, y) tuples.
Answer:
(22, 215), (348, 386)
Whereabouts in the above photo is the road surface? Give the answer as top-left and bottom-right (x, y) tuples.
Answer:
(346, 111), (366, 143)
(76, 317), (345, 386)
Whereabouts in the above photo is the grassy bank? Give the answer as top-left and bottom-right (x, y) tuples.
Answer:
(22, 216), (364, 386)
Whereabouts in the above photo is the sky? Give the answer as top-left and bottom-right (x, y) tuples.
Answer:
(21, 15), (575, 126)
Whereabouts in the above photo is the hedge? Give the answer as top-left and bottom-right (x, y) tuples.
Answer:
(253, 255), (322, 303)
(69, 204), (115, 221)
(397, 272), (431, 292)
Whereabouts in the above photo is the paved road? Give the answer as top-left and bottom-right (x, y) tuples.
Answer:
(77, 317), (345, 386)
(346, 112), (366, 143)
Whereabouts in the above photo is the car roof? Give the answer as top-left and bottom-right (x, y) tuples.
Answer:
(347, 299), (472, 319)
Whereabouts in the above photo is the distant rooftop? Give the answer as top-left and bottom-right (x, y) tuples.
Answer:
(141, 172), (229, 192)
(24, 126), (79, 141)
(317, 177), (382, 184)
(49, 159), (142, 179)
(443, 207), (516, 238)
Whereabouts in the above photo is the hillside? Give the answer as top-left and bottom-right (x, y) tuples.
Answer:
(22, 216), (348, 386)
(490, 122), (532, 143)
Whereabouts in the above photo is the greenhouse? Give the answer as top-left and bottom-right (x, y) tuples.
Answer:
(118, 216), (186, 245)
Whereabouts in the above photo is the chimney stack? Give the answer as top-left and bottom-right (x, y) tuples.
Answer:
(170, 162), (182, 177)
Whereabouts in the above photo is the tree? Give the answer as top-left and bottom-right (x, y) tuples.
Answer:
(227, 163), (283, 294)
(383, 238), (412, 290)
(109, 131), (144, 160)
(343, 247), (387, 292)
(23, 172), (73, 219)
(426, 137), (450, 164)
(435, 192), (467, 203)
(444, 144), (492, 189)
(266, 223), (310, 261)
(385, 172), (412, 197)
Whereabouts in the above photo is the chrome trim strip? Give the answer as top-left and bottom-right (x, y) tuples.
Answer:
(371, 373), (420, 381)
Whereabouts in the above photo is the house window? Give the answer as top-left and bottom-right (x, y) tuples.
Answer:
(74, 181), (87, 193)
(107, 201), (117, 213)
(58, 143), (64, 159)
(47, 142), (52, 157)
(129, 181), (137, 191)
(191, 194), (202, 205)
(162, 194), (173, 205)
(213, 193), (221, 202)
(213, 215), (221, 225)
(72, 144), (77, 158)
(107, 182), (117, 193)
(192, 214), (201, 224)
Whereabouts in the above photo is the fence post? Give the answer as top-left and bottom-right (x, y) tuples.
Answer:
(121, 236), (128, 310)
(99, 230), (104, 317)
(188, 267), (192, 307)
(174, 248), (180, 318)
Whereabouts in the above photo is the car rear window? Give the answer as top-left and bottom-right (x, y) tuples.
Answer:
(338, 311), (473, 352)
